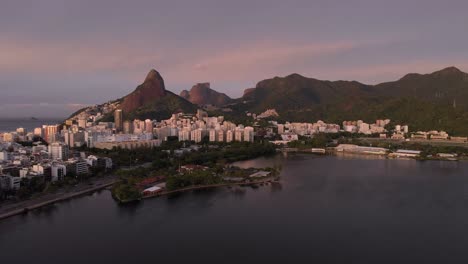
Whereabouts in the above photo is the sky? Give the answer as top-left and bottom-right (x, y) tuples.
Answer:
(1, 0), (468, 118)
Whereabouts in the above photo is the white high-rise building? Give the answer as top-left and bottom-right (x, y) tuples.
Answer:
(234, 129), (243, 142)
(123, 121), (133, 134)
(133, 119), (145, 134)
(63, 131), (73, 146)
(145, 119), (153, 134)
(191, 128), (206, 143)
(78, 119), (87, 128)
(244, 127), (255, 142)
(48, 142), (69, 161)
(44, 125), (59, 143)
(0, 151), (11, 161)
(217, 130), (224, 142)
(114, 109), (123, 132)
(226, 130), (233, 143)
(209, 129), (217, 142)
(33, 127), (43, 137)
(178, 129), (191, 141)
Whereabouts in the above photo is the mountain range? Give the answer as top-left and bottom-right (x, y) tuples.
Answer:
(236, 66), (468, 134)
(180, 83), (232, 106)
(69, 66), (468, 135)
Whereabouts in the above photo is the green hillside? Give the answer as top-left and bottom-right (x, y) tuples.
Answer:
(375, 67), (468, 109)
(237, 67), (468, 135)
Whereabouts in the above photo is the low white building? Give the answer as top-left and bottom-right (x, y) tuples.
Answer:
(280, 133), (299, 142)
(390, 149), (421, 158)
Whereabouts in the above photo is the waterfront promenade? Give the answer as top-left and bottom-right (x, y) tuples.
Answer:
(0, 176), (118, 221)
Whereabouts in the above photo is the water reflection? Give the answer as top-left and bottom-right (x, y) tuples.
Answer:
(116, 200), (143, 217)
(31, 204), (59, 219)
(229, 186), (247, 199)
(270, 182), (283, 192)
(335, 152), (387, 160)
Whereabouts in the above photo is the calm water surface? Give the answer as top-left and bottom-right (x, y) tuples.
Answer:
(1, 154), (468, 263)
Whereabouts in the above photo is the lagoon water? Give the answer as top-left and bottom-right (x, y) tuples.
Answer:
(2, 154), (468, 263)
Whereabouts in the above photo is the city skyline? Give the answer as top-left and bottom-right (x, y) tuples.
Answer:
(3, 2), (468, 262)
(2, 0), (468, 118)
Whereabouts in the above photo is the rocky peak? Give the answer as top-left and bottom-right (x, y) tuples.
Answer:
(144, 69), (164, 83)
(242, 87), (256, 98)
(120, 69), (167, 113)
(180, 83), (232, 106)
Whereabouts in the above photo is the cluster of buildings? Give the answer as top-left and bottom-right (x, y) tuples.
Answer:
(334, 143), (457, 159)
(268, 120), (340, 144)
(70, 109), (255, 150)
(342, 119), (392, 134)
(4, 109), (467, 155)
(409, 130), (467, 142)
(379, 129), (467, 142)
(270, 119), (394, 144)
(1, 108), (257, 154)
(0, 141), (112, 194)
(155, 110), (255, 144)
(2, 105), (467, 194)
(274, 120), (340, 138)
(271, 118), (468, 144)
(253, 109), (280, 119)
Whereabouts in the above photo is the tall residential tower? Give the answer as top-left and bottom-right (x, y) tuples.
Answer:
(114, 109), (123, 133)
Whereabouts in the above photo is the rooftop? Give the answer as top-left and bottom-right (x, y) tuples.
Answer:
(143, 186), (162, 193)
(396, 149), (421, 154)
(249, 171), (271, 178)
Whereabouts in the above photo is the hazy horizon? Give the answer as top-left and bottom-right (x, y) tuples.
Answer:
(2, 0), (468, 118)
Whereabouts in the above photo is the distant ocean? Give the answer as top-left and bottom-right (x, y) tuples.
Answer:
(0, 118), (63, 133)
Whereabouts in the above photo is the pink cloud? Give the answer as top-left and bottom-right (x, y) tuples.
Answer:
(330, 60), (468, 84)
(163, 41), (360, 85)
(2, 35), (465, 95)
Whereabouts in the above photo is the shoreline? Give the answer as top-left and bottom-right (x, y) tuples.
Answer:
(1, 150), (460, 221)
(141, 177), (279, 200)
(0, 180), (117, 221)
(282, 148), (466, 162)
